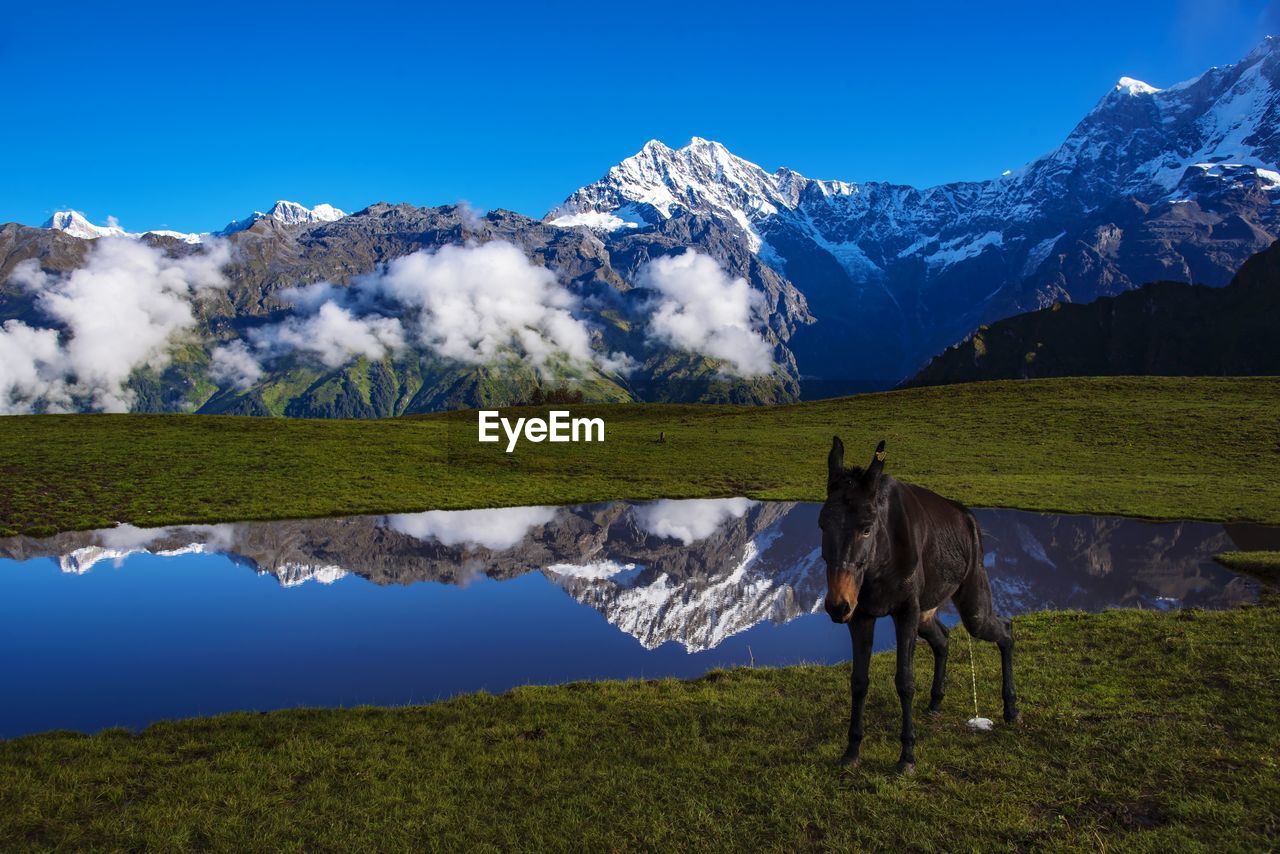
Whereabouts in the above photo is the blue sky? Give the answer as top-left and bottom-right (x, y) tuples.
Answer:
(2, 0), (1276, 233)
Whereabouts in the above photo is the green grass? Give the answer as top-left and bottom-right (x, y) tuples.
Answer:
(2, 376), (1278, 537)
(1215, 551), (1280, 585)
(2, 607), (1276, 850)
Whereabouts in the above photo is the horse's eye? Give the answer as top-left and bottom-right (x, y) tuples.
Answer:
(860, 527), (872, 537)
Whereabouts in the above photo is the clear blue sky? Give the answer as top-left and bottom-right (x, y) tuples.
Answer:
(2, 0), (1276, 233)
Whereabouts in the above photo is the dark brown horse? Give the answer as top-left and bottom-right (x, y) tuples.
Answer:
(821, 437), (1018, 774)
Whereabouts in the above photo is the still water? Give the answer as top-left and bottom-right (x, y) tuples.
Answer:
(1, 500), (1273, 738)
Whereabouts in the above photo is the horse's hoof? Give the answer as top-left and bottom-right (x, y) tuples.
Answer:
(1004, 710), (1022, 725)
(926, 705), (943, 717)
(895, 761), (916, 776)
(837, 751), (861, 769)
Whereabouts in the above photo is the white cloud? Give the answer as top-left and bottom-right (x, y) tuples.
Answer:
(97, 523), (171, 551)
(209, 340), (263, 389)
(632, 498), (757, 545)
(0, 320), (68, 414)
(456, 201), (486, 229)
(277, 281), (350, 313)
(0, 238), (231, 413)
(9, 258), (50, 291)
(638, 250), (775, 377)
(212, 241), (609, 384)
(249, 300), (405, 369)
(372, 241), (595, 369)
(382, 506), (558, 551)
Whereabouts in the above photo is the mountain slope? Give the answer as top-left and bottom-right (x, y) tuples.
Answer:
(906, 240), (1280, 386)
(1, 203), (812, 415)
(5, 40), (1279, 413)
(555, 38), (1280, 385)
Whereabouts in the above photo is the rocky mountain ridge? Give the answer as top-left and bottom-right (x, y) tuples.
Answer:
(4, 39), (1278, 411)
(556, 38), (1280, 383)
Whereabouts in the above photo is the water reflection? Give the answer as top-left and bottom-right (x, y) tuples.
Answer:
(2, 501), (1269, 650)
(0, 501), (1273, 736)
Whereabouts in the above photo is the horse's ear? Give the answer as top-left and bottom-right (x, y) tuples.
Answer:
(865, 440), (887, 487)
(827, 435), (845, 488)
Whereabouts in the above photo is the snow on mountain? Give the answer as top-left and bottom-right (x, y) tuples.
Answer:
(44, 210), (204, 244)
(218, 200), (347, 234)
(547, 526), (824, 652)
(59, 542), (206, 574)
(553, 37), (1280, 382)
(555, 137), (813, 251)
(267, 563), (349, 587)
(546, 210), (641, 231)
(1114, 76), (1161, 96)
(41, 200), (347, 244)
(560, 38), (1280, 263)
(44, 211), (131, 240)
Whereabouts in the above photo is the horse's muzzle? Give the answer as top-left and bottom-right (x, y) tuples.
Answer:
(825, 599), (853, 623)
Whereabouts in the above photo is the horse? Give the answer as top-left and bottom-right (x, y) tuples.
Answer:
(820, 437), (1018, 774)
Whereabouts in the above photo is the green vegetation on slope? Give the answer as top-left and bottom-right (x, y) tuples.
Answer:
(1, 377), (1278, 537)
(2, 607), (1276, 850)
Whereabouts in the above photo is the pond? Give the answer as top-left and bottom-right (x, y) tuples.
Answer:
(1, 499), (1274, 738)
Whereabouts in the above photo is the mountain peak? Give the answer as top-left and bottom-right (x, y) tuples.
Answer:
(1114, 76), (1160, 96)
(1243, 34), (1279, 63)
(43, 210), (201, 243)
(44, 210), (126, 240)
(219, 200), (346, 235)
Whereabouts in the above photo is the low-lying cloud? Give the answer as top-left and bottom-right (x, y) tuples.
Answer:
(208, 340), (264, 390)
(632, 497), (757, 545)
(638, 250), (775, 377)
(217, 240), (609, 385)
(383, 506), (558, 551)
(250, 301), (406, 369)
(374, 241), (594, 367)
(1, 239), (782, 414)
(1, 238), (231, 413)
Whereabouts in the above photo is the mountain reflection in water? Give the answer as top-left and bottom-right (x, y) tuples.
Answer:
(0, 500), (1272, 736)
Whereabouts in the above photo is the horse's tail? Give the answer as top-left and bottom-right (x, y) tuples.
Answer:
(963, 508), (985, 582)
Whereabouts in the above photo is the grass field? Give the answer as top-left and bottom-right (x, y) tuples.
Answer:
(1, 606), (1276, 850)
(2, 376), (1279, 536)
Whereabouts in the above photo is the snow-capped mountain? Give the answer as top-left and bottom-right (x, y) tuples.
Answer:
(41, 200), (348, 245)
(44, 210), (204, 244)
(554, 37), (1280, 383)
(11, 39), (1280, 404)
(218, 200), (347, 235)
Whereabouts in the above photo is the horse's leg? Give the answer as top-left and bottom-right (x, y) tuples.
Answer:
(892, 605), (920, 774)
(840, 614), (876, 767)
(953, 567), (1019, 723)
(917, 614), (949, 714)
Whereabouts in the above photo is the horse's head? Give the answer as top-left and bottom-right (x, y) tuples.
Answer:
(820, 436), (887, 623)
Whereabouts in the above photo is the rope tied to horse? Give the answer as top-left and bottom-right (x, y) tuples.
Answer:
(965, 630), (994, 732)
